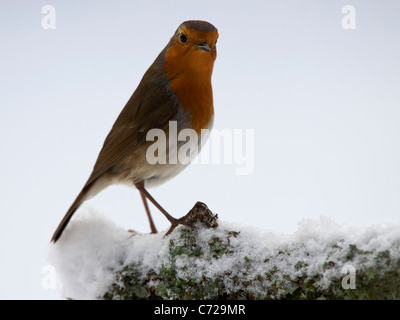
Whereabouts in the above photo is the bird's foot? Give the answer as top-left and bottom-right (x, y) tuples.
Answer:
(165, 214), (193, 236)
(165, 201), (218, 236)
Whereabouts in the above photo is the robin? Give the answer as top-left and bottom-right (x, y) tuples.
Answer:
(51, 20), (219, 242)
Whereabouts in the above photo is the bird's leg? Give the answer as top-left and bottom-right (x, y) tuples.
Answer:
(135, 182), (178, 224)
(139, 191), (158, 234)
(135, 182), (196, 236)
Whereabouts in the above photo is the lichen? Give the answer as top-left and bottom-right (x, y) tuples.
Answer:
(102, 205), (400, 300)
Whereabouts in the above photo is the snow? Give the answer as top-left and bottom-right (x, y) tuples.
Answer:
(47, 206), (400, 299)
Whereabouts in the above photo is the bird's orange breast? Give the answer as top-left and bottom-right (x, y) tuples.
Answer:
(163, 41), (216, 133)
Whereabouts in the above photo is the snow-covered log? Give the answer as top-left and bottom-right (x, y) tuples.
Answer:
(48, 203), (400, 300)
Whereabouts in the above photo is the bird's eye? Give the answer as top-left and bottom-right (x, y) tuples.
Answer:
(179, 33), (187, 43)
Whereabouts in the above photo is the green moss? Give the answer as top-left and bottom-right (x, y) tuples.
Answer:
(345, 244), (371, 261)
(209, 237), (227, 258)
(103, 265), (153, 300)
(102, 204), (400, 300)
(169, 228), (203, 258)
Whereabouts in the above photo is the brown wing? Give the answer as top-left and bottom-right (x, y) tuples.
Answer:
(85, 70), (179, 186)
(51, 55), (180, 242)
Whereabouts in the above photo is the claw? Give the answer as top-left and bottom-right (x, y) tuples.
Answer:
(164, 201), (217, 236)
(165, 214), (192, 236)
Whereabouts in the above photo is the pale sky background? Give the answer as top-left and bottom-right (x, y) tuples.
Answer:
(1, 0), (399, 299)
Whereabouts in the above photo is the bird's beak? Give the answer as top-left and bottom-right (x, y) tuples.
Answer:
(196, 42), (210, 52)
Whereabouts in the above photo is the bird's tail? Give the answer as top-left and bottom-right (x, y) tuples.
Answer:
(51, 183), (93, 243)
